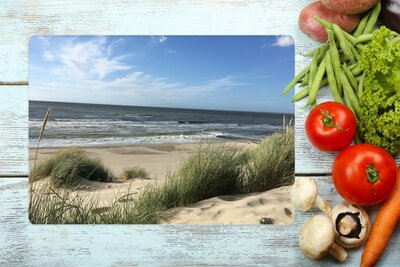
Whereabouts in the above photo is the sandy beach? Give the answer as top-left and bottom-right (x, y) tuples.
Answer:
(162, 186), (293, 224)
(29, 141), (293, 225)
(30, 141), (257, 180)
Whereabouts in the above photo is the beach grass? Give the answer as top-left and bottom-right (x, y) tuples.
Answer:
(130, 143), (247, 223)
(29, 182), (99, 224)
(30, 147), (115, 187)
(29, 131), (294, 224)
(239, 127), (295, 193)
(29, 180), (143, 224)
(120, 166), (150, 180)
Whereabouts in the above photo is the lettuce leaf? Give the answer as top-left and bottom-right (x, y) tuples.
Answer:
(359, 27), (400, 155)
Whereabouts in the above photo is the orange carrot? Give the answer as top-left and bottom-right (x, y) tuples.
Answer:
(361, 167), (400, 267)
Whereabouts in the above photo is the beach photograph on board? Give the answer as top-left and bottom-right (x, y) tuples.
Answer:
(29, 36), (295, 224)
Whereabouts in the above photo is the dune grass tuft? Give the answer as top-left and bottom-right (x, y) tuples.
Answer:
(120, 166), (150, 180)
(30, 147), (115, 187)
(239, 127), (294, 193)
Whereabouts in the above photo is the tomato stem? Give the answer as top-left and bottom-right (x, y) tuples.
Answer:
(319, 108), (345, 132)
(366, 163), (379, 184)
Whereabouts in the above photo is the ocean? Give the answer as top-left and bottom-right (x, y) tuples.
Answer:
(29, 101), (293, 148)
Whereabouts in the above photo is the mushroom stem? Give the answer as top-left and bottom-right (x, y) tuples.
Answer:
(314, 195), (332, 214)
(338, 215), (358, 235)
(329, 242), (348, 262)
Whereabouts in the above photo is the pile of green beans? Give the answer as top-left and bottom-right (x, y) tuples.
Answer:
(281, 2), (392, 121)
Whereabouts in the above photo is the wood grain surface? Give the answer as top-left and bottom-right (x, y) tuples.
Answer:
(1, 177), (398, 266)
(0, 0), (399, 266)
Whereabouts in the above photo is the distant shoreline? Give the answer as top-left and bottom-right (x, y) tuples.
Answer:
(29, 138), (260, 150)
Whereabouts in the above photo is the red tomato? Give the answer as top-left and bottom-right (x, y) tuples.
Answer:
(305, 102), (356, 152)
(332, 144), (397, 206)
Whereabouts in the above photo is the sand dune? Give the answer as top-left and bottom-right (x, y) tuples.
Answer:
(163, 186), (293, 225)
(30, 142), (292, 224)
(30, 142), (257, 180)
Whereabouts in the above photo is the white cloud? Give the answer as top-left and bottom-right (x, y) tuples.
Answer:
(30, 71), (243, 107)
(159, 36), (168, 43)
(32, 36), (244, 107)
(41, 37), (132, 80)
(43, 51), (55, 61)
(271, 36), (294, 47)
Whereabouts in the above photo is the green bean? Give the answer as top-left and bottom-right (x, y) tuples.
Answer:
(325, 53), (343, 103)
(356, 44), (366, 51)
(308, 50), (320, 89)
(328, 29), (343, 96)
(348, 40), (360, 60)
(343, 64), (358, 94)
(315, 17), (332, 30)
(292, 87), (309, 102)
(292, 78), (329, 102)
(353, 13), (370, 38)
(355, 75), (362, 83)
(351, 65), (363, 76)
(340, 70), (361, 117)
(348, 63), (358, 71)
(281, 66), (309, 95)
(343, 31), (356, 44)
(343, 85), (355, 112)
(317, 17), (355, 44)
(302, 43), (327, 57)
(317, 43), (330, 64)
(363, 2), (381, 34)
(300, 74), (309, 87)
(333, 24), (355, 64)
(307, 60), (326, 106)
(311, 101), (317, 108)
(358, 72), (366, 99)
(354, 34), (373, 45)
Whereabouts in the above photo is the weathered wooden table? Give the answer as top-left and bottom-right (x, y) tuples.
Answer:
(0, 1), (399, 266)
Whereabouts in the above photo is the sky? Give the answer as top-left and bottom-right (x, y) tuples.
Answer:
(29, 35), (294, 113)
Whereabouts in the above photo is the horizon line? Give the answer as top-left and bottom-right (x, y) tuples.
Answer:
(29, 99), (294, 115)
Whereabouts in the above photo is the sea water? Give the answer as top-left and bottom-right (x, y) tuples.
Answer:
(29, 101), (293, 148)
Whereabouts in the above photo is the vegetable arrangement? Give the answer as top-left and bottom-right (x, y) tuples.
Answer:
(288, 0), (400, 265)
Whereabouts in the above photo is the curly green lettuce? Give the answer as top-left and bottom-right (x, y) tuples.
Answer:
(359, 27), (400, 155)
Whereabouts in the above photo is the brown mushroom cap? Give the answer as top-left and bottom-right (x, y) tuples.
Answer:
(299, 215), (335, 260)
(330, 202), (371, 248)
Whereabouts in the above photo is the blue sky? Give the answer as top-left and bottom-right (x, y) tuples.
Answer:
(29, 36), (294, 113)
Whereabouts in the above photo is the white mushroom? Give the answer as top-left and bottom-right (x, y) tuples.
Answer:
(330, 202), (371, 248)
(291, 177), (331, 214)
(299, 215), (348, 262)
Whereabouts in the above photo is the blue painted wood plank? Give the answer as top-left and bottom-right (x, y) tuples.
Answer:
(1, 177), (398, 266)
(0, 86), (28, 176)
